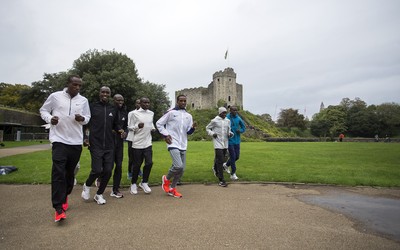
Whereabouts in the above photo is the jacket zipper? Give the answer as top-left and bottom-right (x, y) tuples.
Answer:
(103, 104), (106, 148)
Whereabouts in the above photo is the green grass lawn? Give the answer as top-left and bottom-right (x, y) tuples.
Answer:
(1, 141), (399, 187)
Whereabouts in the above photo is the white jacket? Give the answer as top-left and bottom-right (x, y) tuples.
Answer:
(206, 115), (233, 149)
(156, 107), (194, 151)
(126, 110), (135, 142)
(40, 88), (90, 145)
(128, 108), (155, 149)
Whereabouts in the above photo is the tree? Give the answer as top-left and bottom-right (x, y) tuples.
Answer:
(276, 108), (306, 130)
(20, 72), (69, 112)
(73, 49), (171, 121)
(72, 49), (142, 110)
(310, 105), (347, 139)
(346, 105), (379, 137)
(258, 113), (274, 125)
(310, 113), (331, 138)
(0, 83), (30, 108)
(16, 49), (170, 115)
(376, 102), (400, 136)
(341, 97), (378, 137)
(136, 80), (171, 119)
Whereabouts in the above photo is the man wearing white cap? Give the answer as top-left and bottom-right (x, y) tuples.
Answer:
(206, 107), (234, 187)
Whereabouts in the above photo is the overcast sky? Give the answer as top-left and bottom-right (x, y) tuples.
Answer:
(1, 0), (399, 119)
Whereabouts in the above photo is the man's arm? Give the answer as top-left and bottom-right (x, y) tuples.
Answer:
(206, 120), (216, 138)
(187, 115), (196, 135)
(156, 112), (170, 136)
(156, 112), (172, 144)
(79, 99), (91, 125)
(239, 117), (246, 133)
(39, 94), (55, 124)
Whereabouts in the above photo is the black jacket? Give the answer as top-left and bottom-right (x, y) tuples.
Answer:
(114, 104), (128, 145)
(86, 101), (120, 150)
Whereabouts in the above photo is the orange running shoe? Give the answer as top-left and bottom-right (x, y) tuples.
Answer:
(162, 175), (170, 193)
(55, 210), (66, 222)
(168, 188), (182, 198)
(62, 196), (68, 211)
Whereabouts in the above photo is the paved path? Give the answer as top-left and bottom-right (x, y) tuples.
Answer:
(0, 144), (399, 249)
(1, 184), (399, 249)
(0, 143), (51, 158)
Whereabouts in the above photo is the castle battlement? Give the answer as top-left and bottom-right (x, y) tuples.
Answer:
(213, 67), (236, 79)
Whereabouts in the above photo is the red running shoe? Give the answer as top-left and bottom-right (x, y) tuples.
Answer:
(168, 188), (182, 198)
(62, 196), (68, 211)
(162, 175), (170, 193)
(55, 210), (66, 222)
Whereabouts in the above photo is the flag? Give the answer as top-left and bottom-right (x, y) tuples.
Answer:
(224, 50), (228, 60)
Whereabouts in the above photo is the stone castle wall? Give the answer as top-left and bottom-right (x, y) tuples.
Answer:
(176, 68), (243, 110)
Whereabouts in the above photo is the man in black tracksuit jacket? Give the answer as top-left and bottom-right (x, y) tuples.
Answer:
(82, 86), (122, 205)
(110, 94), (128, 198)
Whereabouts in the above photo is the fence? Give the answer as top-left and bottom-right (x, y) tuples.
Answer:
(10, 133), (49, 141)
(2, 133), (399, 143)
(263, 137), (399, 143)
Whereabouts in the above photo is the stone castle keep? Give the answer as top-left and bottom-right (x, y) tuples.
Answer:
(175, 67), (243, 110)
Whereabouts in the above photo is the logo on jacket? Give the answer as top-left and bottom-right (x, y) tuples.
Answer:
(109, 113), (113, 117)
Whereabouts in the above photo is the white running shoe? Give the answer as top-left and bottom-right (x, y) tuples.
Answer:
(74, 178), (77, 186)
(81, 183), (91, 200)
(139, 182), (152, 194)
(230, 173), (239, 180)
(129, 183), (138, 195)
(223, 163), (231, 174)
(110, 191), (124, 198)
(94, 194), (106, 205)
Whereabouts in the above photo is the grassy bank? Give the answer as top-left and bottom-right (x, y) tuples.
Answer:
(0, 141), (399, 187)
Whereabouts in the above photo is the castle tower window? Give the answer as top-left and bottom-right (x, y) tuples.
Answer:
(192, 103), (195, 108)
(228, 96), (231, 102)
(217, 78), (220, 82)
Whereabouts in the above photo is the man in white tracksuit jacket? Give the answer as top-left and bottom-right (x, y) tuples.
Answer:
(40, 75), (91, 222)
(157, 95), (196, 198)
(206, 107), (233, 187)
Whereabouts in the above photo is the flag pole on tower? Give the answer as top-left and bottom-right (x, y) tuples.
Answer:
(224, 48), (230, 66)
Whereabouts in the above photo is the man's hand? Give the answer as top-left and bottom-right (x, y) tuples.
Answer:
(51, 116), (59, 125)
(192, 122), (197, 129)
(83, 139), (90, 147)
(164, 135), (172, 144)
(75, 114), (85, 122)
(118, 129), (126, 138)
(138, 122), (144, 129)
